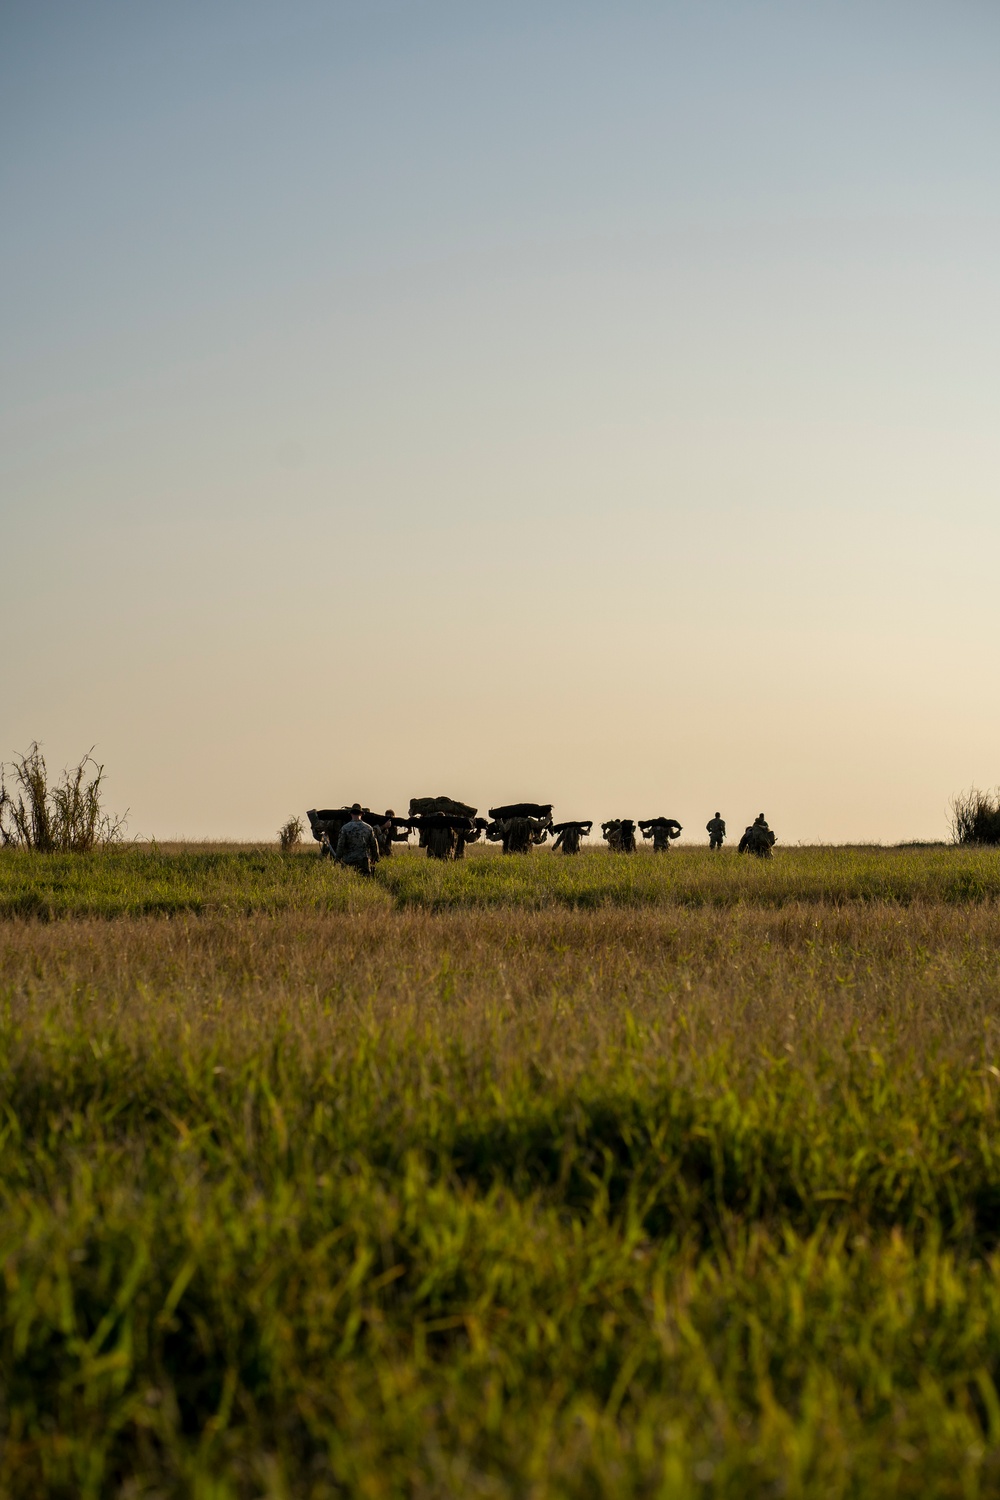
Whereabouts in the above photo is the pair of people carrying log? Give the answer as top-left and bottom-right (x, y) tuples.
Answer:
(409, 796), (486, 860)
(407, 800), (557, 859)
(485, 803), (553, 854)
(597, 818), (682, 853)
(407, 799), (556, 860)
(737, 813), (776, 859)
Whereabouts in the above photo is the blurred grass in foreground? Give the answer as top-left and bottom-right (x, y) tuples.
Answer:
(2, 892), (1000, 1495)
(1, 841), (999, 917)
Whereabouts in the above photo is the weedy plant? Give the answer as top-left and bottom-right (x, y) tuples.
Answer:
(0, 742), (127, 853)
(951, 786), (1000, 846)
(277, 813), (304, 851)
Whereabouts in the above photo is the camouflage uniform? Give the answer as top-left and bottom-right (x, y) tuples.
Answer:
(706, 815), (726, 851)
(737, 817), (775, 859)
(425, 826), (457, 860)
(497, 817), (549, 854)
(604, 820), (636, 853)
(644, 820), (681, 851)
(373, 814), (409, 858)
(335, 818), (379, 875)
(454, 824), (481, 860)
(553, 826), (583, 855)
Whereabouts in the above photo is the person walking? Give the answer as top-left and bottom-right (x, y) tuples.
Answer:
(706, 812), (726, 850)
(737, 814), (775, 859)
(552, 820), (591, 854)
(335, 804), (379, 876)
(641, 818), (682, 851)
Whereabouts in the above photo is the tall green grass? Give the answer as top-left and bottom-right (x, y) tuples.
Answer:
(2, 842), (999, 918)
(0, 844), (388, 919)
(4, 1011), (1000, 1497)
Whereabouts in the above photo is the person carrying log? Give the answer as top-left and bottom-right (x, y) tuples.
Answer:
(409, 797), (478, 861)
(455, 819), (488, 859)
(487, 803), (552, 854)
(639, 817), (682, 851)
(335, 804), (379, 876)
(372, 810), (409, 858)
(737, 813), (776, 859)
(414, 814), (477, 859)
(425, 825), (455, 859)
(489, 816), (549, 853)
(551, 820), (592, 855)
(603, 819), (637, 853)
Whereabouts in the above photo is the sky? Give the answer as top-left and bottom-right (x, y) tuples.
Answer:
(2, 0), (998, 842)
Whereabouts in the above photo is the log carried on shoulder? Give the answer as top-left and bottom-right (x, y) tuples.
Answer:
(307, 809), (414, 854)
(639, 817), (683, 835)
(405, 798), (480, 859)
(551, 819), (591, 854)
(307, 807), (365, 843)
(409, 796), (477, 818)
(602, 818), (637, 853)
(413, 813), (477, 831)
(489, 802), (553, 822)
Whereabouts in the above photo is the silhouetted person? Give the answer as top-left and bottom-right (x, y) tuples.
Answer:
(642, 818), (682, 851)
(552, 825), (583, 854)
(737, 813), (775, 859)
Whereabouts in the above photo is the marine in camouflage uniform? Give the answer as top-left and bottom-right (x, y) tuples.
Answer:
(425, 826), (456, 860)
(737, 814), (775, 859)
(418, 816), (476, 860)
(642, 818), (682, 851)
(454, 821), (483, 860)
(335, 805), (379, 875)
(706, 813), (726, 850)
(372, 811), (394, 858)
(603, 819), (637, 853)
(373, 810), (412, 858)
(552, 824), (584, 855)
(491, 816), (549, 854)
(411, 799), (477, 860)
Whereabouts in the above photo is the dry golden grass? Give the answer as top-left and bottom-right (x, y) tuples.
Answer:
(3, 900), (999, 1070)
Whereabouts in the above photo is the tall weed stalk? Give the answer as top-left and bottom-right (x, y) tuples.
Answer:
(951, 786), (1000, 846)
(0, 742), (126, 853)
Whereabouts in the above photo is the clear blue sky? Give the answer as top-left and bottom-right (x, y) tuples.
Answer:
(3, 1), (998, 840)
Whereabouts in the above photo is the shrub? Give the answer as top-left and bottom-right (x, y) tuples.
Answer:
(950, 787), (1000, 846)
(0, 743), (126, 853)
(278, 814), (304, 851)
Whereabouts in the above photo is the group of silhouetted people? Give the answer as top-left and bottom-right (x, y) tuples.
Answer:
(313, 802), (778, 875)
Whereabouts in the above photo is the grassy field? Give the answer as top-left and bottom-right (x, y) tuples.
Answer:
(3, 843), (1000, 1497)
(1, 840), (999, 918)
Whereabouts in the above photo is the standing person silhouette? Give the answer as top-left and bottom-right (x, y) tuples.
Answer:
(335, 804), (379, 876)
